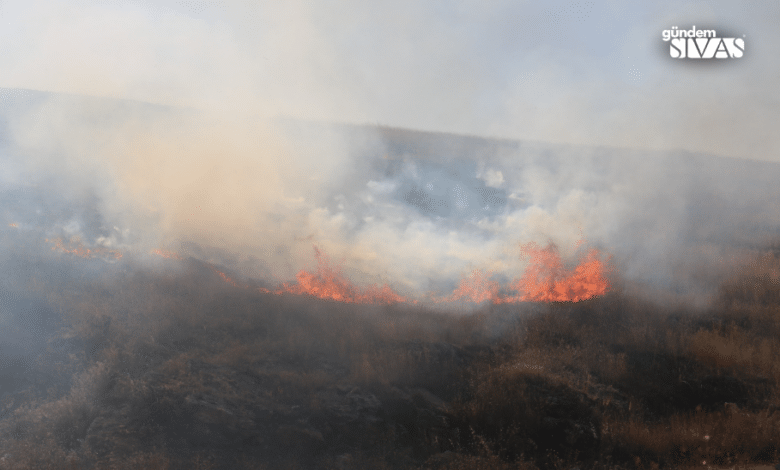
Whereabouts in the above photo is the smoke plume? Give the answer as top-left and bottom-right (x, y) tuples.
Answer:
(1, 0), (779, 305)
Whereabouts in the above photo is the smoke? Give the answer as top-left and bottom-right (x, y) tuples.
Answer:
(1, 0), (779, 304)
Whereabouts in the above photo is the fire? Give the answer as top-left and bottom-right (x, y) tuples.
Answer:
(152, 249), (183, 260)
(276, 246), (406, 304)
(276, 243), (607, 305)
(47, 237), (123, 260)
(501, 242), (609, 303)
(8, 223), (18, 228)
(128, 241), (609, 304)
(210, 266), (240, 288)
(437, 242), (610, 304)
(442, 269), (499, 303)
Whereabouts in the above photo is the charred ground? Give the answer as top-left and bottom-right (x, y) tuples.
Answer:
(0, 231), (779, 470)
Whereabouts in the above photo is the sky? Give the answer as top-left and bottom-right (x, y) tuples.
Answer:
(1, 0), (779, 303)
(1, 0), (778, 158)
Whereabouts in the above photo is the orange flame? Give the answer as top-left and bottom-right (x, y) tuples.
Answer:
(276, 246), (406, 304)
(82, 239), (608, 304)
(151, 249), (183, 260)
(48, 238), (123, 260)
(441, 269), (499, 303)
(500, 242), (609, 303)
(438, 242), (610, 304)
(210, 266), (240, 288)
(8, 223), (18, 228)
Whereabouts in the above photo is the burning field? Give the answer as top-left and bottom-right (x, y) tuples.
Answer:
(2, 1), (780, 469)
(265, 241), (609, 305)
(1, 210), (780, 470)
(1, 103), (780, 469)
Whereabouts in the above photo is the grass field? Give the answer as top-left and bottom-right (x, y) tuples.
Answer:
(0, 235), (778, 469)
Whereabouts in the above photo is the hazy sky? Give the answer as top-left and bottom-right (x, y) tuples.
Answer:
(1, 0), (778, 160)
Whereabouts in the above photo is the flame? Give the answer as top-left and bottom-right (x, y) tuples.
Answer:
(500, 242), (609, 303)
(8, 223), (18, 228)
(276, 246), (406, 304)
(441, 269), (499, 303)
(47, 237), (123, 260)
(210, 266), (240, 288)
(437, 242), (610, 304)
(80, 239), (608, 304)
(152, 249), (183, 260)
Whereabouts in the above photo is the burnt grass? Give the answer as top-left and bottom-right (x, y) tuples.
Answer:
(1, 249), (780, 469)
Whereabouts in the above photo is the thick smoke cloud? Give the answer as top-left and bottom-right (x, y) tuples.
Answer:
(1, 0), (779, 303)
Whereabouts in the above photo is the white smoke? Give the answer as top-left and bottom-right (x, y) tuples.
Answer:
(1, 0), (779, 302)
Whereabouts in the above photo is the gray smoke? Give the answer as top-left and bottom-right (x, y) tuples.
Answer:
(1, 0), (779, 304)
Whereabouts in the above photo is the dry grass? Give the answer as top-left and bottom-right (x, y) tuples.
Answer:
(688, 327), (778, 373)
(602, 406), (780, 468)
(1, 245), (780, 469)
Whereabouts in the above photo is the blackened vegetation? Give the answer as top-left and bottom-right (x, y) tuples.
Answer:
(0, 246), (779, 469)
